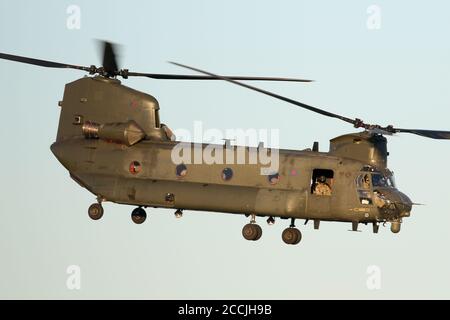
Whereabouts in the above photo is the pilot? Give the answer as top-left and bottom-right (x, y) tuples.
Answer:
(362, 174), (370, 189)
(314, 176), (332, 196)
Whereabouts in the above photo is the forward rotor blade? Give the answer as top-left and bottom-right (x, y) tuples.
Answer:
(169, 61), (355, 124)
(394, 128), (450, 140)
(0, 52), (90, 72)
(127, 71), (313, 82)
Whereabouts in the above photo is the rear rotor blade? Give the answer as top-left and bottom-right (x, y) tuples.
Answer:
(127, 71), (313, 82)
(0, 47), (313, 83)
(0, 52), (91, 72)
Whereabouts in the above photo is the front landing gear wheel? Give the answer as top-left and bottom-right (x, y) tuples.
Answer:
(242, 223), (262, 241)
(282, 227), (302, 245)
(88, 203), (104, 220)
(131, 207), (147, 224)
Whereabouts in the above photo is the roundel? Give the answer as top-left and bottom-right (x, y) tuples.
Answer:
(129, 161), (142, 174)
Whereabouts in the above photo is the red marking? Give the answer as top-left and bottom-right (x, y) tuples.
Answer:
(129, 161), (141, 174)
(130, 100), (139, 108)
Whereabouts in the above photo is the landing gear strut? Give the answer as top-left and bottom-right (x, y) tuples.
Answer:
(174, 209), (183, 218)
(131, 207), (147, 224)
(373, 222), (379, 234)
(282, 218), (302, 245)
(242, 214), (262, 241)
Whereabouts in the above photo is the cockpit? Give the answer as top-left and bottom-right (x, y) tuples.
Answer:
(357, 165), (396, 189)
(355, 165), (397, 206)
(354, 164), (412, 227)
(371, 172), (395, 188)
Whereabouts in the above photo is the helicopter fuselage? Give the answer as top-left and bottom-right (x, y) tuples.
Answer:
(51, 136), (411, 226)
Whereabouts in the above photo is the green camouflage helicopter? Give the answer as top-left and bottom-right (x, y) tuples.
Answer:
(2, 42), (449, 245)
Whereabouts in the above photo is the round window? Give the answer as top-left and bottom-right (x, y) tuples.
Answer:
(176, 164), (187, 178)
(222, 168), (233, 181)
(129, 161), (142, 174)
(268, 173), (280, 185)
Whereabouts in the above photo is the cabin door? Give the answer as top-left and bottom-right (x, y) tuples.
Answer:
(307, 168), (334, 216)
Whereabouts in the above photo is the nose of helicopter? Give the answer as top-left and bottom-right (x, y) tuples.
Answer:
(396, 191), (413, 217)
(377, 189), (413, 217)
(395, 197), (413, 217)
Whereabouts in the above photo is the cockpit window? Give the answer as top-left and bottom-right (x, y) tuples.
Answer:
(387, 174), (396, 188)
(372, 174), (388, 187)
(356, 173), (372, 205)
(359, 166), (396, 189)
(372, 173), (395, 188)
(356, 174), (371, 189)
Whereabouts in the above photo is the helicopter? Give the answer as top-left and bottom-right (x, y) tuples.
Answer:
(1, 42), (449, 245)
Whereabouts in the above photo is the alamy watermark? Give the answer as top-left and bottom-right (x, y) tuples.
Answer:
(171, 121), (280, 175)
(366, 265), (381, 290)
(367, 5), (381, 30)
(66, 5), (81, 30)
(66, 265), (81, 290)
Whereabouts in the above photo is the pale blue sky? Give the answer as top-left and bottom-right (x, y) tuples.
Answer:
(1, 0), (450, 299)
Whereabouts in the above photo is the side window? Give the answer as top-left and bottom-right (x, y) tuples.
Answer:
(311, 169), (334, 196)
(357, 173), (371, 189)
(356, 173), (372, 205)
(358, 190), (372, 205)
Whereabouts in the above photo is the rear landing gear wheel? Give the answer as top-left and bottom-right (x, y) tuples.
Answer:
(131, 207), (147, 224)
(255, 224), (262, 240)
(88, 203), (104, 220)
(282, 227), (301, 245)
(242, 223), (262, 241)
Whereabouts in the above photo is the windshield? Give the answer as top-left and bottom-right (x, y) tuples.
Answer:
(372, 173), (395, 188)
(388, 176), (396, 188)
(358, 166), (396, 189)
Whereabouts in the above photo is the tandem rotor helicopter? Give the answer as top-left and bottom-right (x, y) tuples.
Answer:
(1, 42), (449, 245)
